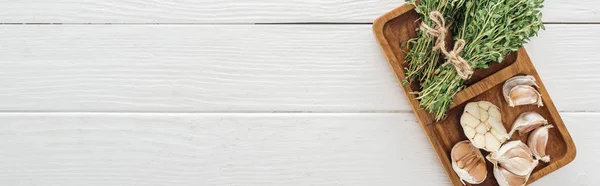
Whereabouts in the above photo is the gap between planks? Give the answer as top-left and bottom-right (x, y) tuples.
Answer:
(0, 111), (593, 115)
(0, 111), (411, 114)
(0, 22), (597, 25)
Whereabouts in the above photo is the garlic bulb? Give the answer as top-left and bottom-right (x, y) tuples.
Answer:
(503, 75), (543, 107)
(487, 141), (539, 176)
(494, 164), (529, 186)
(460, 101), (509, 152)
(508, 112), (548, 136)
(528, 125), (554, 163)
(451, 141), (487, 184)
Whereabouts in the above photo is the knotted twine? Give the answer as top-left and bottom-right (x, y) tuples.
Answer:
(439, 40), (473, 80)
(419, 11), (448, 51)
(419, 11), (473, 80)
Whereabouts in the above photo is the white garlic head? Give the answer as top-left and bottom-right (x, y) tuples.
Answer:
(460, 101), (509, 152)
(494, 163), (529, 186)
(451, 141), (487, 184)
(487, 141), (539, 176)
(528, 125), (554, 163)
(503, 75), (543, 107)
(509, 111), (548, 137)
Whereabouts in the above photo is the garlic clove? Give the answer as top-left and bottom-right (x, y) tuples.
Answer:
(487, 140), (539, 176)
(478, 101), (491, 110)
(451, 141), (487, 184)
(464, 126), (476, 138)
(473, 134), (486, 149)
(465, 103), (481, 118)
(503, 75), (543, 107)
(528, 125), (554, 163)
(480, 108), (489, 121)
(509, 85), (543, 107)
(461, 101), (509, 152)
(508, 112), (549, 136)
(461, 112), (479, 128)
(488, 107), (502, 121)
(490, 128), (507, 141)
(485, 133), (502, 151)
(488, 117), (509, 139)
(494, 164), (529, 186)
(475, 124), (488, 134)
(504, 75), (539, 89)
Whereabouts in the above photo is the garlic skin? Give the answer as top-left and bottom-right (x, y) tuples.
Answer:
(510, 85), (543, 106)
(508, 112), (548, 136)
(494, 164), (529, 186)
(451, 141), (487, 184)
(528, 125), (554, 163)
(460, 101), (509, 152)
(503, 75), (543, 107)
(487, 140), (539, 176)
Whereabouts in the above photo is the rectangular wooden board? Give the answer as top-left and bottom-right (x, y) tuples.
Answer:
(373, 4), (577, 186)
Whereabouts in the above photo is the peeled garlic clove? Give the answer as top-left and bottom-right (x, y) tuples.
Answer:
(451, 141), (487, 184)
(487, 141), (539, 176)
(508, 112), (548, 136)
(503, 75), (543, 107)
(528, 125), (554, 163)
(461, 101), (509, 152)
(494, 164), (529, 186)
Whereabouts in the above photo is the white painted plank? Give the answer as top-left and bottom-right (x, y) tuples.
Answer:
(0, 0), (598, 23)
(0, 0), (402, 23)
(0, 112), (594, 185)
(0, 25), (598, 112)
(0, 113), (447, 186)
(0, 25), (405, 112)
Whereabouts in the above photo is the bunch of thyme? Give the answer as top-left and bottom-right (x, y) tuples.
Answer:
(403, 0), (466, 86)
(418, 0), (545, 120)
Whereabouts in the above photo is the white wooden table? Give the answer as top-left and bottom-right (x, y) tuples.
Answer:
(0, 1), (597, 185)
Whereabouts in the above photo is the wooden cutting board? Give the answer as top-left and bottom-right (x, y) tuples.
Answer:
(372, 4), (576, 186)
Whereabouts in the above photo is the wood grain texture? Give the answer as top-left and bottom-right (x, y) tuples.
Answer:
(0, 113), (593, 186)
(0, 25), (404, 112)
(0, 25), (597, 112)
(0, 24), (597, 112)
(0, 113), (447, 186)
(0, 0), (598, 23)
